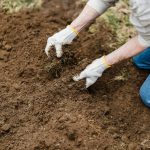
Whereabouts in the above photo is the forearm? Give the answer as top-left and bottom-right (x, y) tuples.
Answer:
(70, 5), (99, 32)
(70, 0), (112, 33)
(105, 36), (146, 66)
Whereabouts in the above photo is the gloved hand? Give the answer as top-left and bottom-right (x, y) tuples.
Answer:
(45, 25), (78, 58)
(73, 56), (110, 88)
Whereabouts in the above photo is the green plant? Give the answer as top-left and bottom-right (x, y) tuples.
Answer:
(0, 0), (42, 13)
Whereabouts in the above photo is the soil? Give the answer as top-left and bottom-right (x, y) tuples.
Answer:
(0, 0), (150, 150)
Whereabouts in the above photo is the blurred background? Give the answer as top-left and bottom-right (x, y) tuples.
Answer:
(0, 0), (135, 49)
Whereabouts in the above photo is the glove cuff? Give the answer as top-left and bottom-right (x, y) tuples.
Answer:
(68, 25), (79, 36)
(101, 56), (111, 68)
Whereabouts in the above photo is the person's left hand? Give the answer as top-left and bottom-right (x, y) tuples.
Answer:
(73, 56), (110, 88)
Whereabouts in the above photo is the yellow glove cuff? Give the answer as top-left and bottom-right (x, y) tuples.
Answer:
(102, 56), (111, 68)
(68, 25), (79, 36)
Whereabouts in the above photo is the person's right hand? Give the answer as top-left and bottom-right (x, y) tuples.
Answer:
(45, 25), (78, 58)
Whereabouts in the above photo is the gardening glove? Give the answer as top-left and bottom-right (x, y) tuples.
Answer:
(73, 56), (110, 88)
(45, 25), (78, 58)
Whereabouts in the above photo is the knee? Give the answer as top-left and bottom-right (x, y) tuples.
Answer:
(140, 87), (150, 107)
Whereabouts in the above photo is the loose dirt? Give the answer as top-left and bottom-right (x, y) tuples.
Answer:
(0, 0), (150, 150)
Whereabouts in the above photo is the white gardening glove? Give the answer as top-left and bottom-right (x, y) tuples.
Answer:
(73, 56), (110, 88)
(45, 25), (78, 58)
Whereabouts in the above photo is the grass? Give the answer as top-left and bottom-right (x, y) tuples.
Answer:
(0, 0), (42, 13)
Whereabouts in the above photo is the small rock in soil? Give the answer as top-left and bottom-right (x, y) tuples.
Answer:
(128, 142), (141, 150)
(12, 83), (20, 91)
(1, 124), (11, 132)
(112, 133), (121, 139)
(4, 44), (12, 51)
(2, 41), (7, 46)
(58, 114), (69, 123)
(0, 50), (9, 61)
(0, 117), (6, 126)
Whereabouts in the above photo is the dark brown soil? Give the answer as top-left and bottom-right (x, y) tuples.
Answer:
(0, 0), (150, 150)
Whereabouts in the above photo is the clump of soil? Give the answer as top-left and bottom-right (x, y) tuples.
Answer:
(45, 49), (77, 79)
(0, 0), (150, 150)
